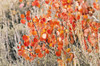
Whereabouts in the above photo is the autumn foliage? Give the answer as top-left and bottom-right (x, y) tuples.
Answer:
(17, 0), (100, 65)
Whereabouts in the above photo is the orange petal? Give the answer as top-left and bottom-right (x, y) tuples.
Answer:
(20, 19), (26, 24)
(22, 35), (29, 41)
(28, 22), (34, 28)
(19, 0), (23, 2)
(19, 41), (21, 44)
(83, 15), (88, 19)
(35, 49), (40, 53)
(32, 30), (37, 35)
(38, 52), (43, 58)
(26, 11), (30, 17)
(33, 37), (38, 42)
(30, 42), (35, 47)
(21, 14), (25, 18)
(55, 50), (61, 57)
(24, 40), (30, 46)
(66, 48), (71, 53)
(45, 0), (49, 4)
(57, 59), (63, 62)
(45, 49), (49, 54)
(69, 53), (74, 62)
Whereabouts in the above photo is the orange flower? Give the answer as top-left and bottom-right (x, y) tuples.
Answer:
(55, 50), (61, 57)
(32, 0), (40, 8)
(28, 22), (34, 28)
(24, 40), (30, 46)
(26, 16), (31, 21)
(18, 49), (25, 56)
(32, 30), (37, 35)
(38, 52), (43, 58)
(45, 49), (49, 54)
(33, 37), (38, 42)
(45, 0), (50, 4)
(22, 35), (29, 41)
(35, 49), (40, 53)
(20, 19), (26, 24)
(26, 10), (30, 17)
(47, 29), (52, 34)
(58, 42), (63, 50)
(19, 41), (21, 44)
(30, 42), (35, 47)
(19, 0), (23, 2)
(21, 14), (25, 18)
(83, 15), (88, 19)
(87, 49), (92, 53)
(66, 48), (71, 53)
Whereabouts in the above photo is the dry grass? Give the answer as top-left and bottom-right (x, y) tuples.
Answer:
(0, 0), (100, 66)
